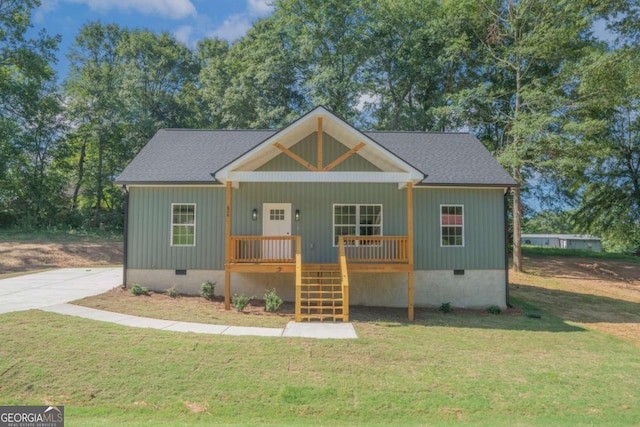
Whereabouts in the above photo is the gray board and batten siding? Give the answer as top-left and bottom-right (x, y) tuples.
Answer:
(127, 184), (506, 272)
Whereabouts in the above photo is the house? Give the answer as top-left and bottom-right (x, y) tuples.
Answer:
(116, 106), (517, 321)
(522, 234), (602, 252)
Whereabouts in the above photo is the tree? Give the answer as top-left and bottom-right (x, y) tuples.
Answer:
(449, 0), (613, 271)
(0, 0), (61, 227)
(563, 47), (640, 252)
(273, 0), (373, 121)
(219, 18), (307, 129)
(119, 29), (202, 144)
(65, 22), (126, 227)
(362, 0), (463, 131)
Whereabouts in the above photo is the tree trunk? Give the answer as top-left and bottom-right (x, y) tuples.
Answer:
(512, 168), (523, 272)
(71, 138), (87, 211)
(96, 133), (104, 226)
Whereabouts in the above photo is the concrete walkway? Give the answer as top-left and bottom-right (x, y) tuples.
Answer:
(0, 268), (122, 314)
(0, 268), (357, 339)
(41, 303), (358, 339)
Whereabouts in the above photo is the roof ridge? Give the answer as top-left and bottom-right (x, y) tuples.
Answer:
(160, 128), (277, 132)
(364, 130), (472, 135)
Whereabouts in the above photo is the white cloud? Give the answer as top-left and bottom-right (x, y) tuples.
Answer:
(173, 25), (194, 46)
(208, 14), (252, 41)
(65, 0), (197, 19)
(248, 0), (274, 17)
(34, 0), (59, 24)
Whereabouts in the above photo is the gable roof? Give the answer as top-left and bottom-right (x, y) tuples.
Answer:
(116, 109), (516, 187)
(214, 106), (425, 183)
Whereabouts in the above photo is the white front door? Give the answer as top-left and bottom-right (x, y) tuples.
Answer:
(262, 203), (292, 259)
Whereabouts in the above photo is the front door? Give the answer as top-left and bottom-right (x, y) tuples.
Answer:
(262, 203), (292, 259)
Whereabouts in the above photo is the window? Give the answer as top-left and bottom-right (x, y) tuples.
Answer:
(440, 205), (463, 247)
(171, 203), (196, 246)
(333, 204), (382, 246)
(270, 209), (285, 221)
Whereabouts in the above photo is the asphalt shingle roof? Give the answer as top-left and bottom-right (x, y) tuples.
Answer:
(116, 128), (517, 187)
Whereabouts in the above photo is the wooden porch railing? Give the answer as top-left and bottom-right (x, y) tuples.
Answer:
(340, 236), (409, 263)
(229, 236), (299, 263)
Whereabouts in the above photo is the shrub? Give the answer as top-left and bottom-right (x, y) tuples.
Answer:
(166, 287), (179, 298)
(200, 281), (216, 300)
(439, 302), (452, 313)
(264, 289), (283, 312)
(232, 293), (253, 312)
(130, 284), (150, 296)
(487, 305), (502, 315)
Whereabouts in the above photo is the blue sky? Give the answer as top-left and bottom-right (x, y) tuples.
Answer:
(33, 0), (275, 80)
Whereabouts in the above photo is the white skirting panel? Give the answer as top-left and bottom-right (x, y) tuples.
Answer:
(127, 269), (506, 309)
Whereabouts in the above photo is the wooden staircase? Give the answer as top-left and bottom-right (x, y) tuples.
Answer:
(297, 267), (346, 322)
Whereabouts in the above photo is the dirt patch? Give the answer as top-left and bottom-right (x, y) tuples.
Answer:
(512, 256), (640, 346)
(0, 241), (122, 275)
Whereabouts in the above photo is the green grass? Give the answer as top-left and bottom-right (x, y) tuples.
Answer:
(0, 227), (123, 242)
(0, 304), (638, 426)
(522, 245), (640, 262)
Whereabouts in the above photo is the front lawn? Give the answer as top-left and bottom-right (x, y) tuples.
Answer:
(0, 301), (638, 426)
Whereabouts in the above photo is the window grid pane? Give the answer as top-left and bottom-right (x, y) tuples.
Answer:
(441, 205), (463, 247)
(172, 204), (195, 246)
(334, 204), (382, 246)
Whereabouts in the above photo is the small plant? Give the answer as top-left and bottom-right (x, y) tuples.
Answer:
(130, 284), (150, 296)
(232, 293), (253, 312)
(200, 281), (216, 300)
(487, 305), (502, 315)
(166, 287), (179, 298)
(439, 302), (452, 313)
(264, 289), (283, 312)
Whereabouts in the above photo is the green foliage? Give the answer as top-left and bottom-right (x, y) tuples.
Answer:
(487, 305), (502, 315)
(522, 246), (640, 263)
(439, 302), (452, 313)
(130, 284), (150, 296)
(264, 289), (283, 312)
(165, 287), (179, 298)
(231, 293), (253, 312)
(200, 281), (216, 300)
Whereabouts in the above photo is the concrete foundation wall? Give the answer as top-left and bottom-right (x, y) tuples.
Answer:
(127, 268), (506, 309)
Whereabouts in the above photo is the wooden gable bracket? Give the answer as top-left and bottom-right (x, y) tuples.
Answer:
(273, 142), (319, 171)
(317, 117), (323, 170)
(323, 142), (366, 171)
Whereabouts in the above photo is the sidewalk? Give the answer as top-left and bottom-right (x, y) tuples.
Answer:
(41, 303), (358, 339)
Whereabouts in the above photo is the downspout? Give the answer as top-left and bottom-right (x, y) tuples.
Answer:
(504, 187), (512, 308)
(122, 185), (129, 289)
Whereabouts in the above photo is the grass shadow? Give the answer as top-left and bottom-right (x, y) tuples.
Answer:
(510, 282), (640, 325)
(349, 302), (585, 333)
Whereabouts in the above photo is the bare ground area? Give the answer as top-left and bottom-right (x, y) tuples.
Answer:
(511, 256), (640, 346)
(0, 240), (123, 275)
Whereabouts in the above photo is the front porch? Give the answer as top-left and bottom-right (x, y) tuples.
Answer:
(224, 235), (414, 322)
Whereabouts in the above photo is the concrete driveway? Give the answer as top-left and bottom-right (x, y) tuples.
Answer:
(0, 268), (122, 314)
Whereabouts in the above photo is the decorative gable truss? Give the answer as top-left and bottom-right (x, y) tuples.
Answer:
(214, 106), (424, 189)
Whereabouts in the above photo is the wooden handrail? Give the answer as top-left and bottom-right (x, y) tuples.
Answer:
(340, 236), (409, 264)
(295, 235), (302, 322)
(230, 236), (298, 263)
(338, 236), (350, 321)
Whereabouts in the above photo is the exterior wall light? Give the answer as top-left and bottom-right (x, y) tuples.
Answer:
(295, 209), (300, 221)
(252, 208), (258, 221)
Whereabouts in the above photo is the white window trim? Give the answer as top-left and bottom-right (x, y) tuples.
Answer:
(440, 204), (464, 248)
(171, 203), (196, 247)
(332, 203), (383, 247)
